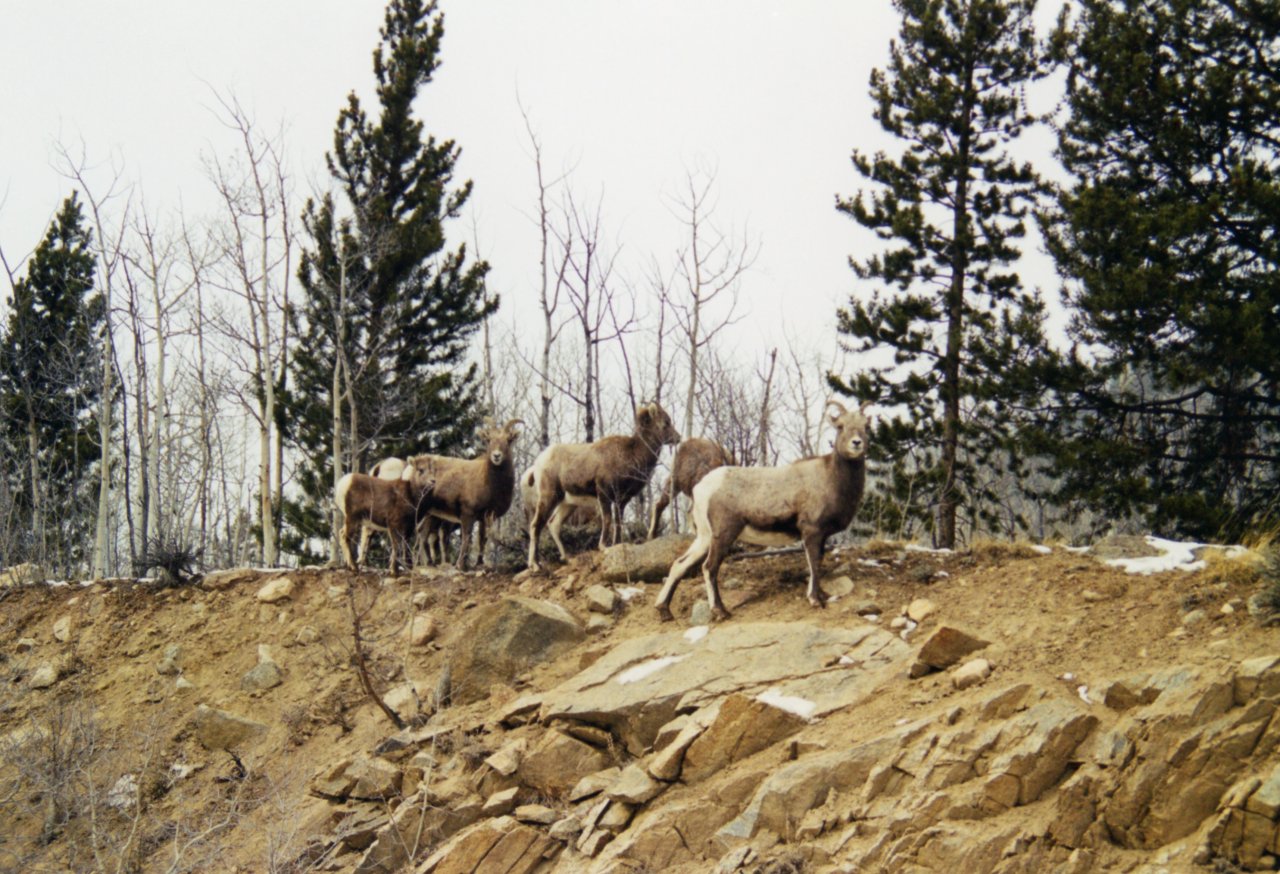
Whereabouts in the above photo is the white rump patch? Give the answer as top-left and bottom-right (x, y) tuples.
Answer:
(684, 626), (709, 643)
(755, 687), (818, 721)
(615, 655), (686, 685)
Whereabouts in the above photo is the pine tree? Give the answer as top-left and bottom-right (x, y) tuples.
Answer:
(283, 0), (494, 561)
(833, 0), (1054, 547)
(0, 193), (104, 569)
(1040, 0), (1280, 540)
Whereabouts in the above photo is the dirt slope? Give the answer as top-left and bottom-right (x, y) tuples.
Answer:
(0, 538), (1276, 873)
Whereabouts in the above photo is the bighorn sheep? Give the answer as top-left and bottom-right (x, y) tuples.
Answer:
(336, 455), (437, 574)
(655, 400), (871, 621)
(369, 456), (452, 567)
(411, 418), (524, 570)
(526, 402), (681, 570)
(646, 437), (736, 539)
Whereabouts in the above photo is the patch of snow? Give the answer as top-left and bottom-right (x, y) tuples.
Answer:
(838, 655), (855, 665)
(1060, 672), (1076, 682)
(756, 687), (818, 721)
(615, 655), (687, 685)
(684, 626), (709, 643)
(906, 544), (953, 555)
(1064, 546), (1090, 554)
(864, 614), (880, 623)
(934, 570), (949, 578)
(1105, 536), (1207, 575)
(899, 619), (918, 641)
(1031, 545), (1052, 555)
(858, 558), (883, 568)
(1077, 685), (1092, 705)
(617, 586), (645, 602)
(46, 580), (70, 588)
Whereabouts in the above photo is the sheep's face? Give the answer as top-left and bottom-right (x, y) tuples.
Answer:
(829, 401), (871, 461)
(637, 402), (681, 447)
(481, 419), (524, 467)
(404, 455), (438, 492)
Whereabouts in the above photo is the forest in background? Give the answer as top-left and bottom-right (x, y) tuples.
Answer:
(1, 0), (1276, 578)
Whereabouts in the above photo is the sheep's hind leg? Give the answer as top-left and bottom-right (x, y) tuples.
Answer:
(646, 479), (672, 540)
(655, 534), (710, 621)
(548, 503), (572, 561)
(801, 530), (828, 608)
(702, 522), (744, 621)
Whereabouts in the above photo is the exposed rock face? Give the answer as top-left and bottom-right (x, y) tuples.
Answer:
(255, 576), (294, 603)
(447, 597), (585, 704)
(599, 534), (693, 583)
(539, 622), (909, 755)
(419, 816), (560, 874)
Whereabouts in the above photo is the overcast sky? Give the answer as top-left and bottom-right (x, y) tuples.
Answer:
(1, 1), (1064, 371)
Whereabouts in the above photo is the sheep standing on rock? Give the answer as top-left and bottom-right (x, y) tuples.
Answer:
(656, 400), (871, 621)
(336, 455), (437, 574)
(526, 402), (680, 571)
(646, 437), (736, 540)
(411, 418), (524, 570)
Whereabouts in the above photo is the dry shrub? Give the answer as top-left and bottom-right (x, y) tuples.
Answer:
(969, 538), (1044, 562)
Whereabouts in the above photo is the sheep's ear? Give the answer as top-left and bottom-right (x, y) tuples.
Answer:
(637, 405), (653, 423)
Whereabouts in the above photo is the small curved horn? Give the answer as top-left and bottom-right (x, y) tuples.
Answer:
(826, 400), (848, 420)
(504, 418), (525, 433)
(859, 399), (873, 413)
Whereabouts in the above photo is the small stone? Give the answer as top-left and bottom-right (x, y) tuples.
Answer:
(607, 763), (667, 804)
(889, 616), (910, 630)
(16, 637), (36, 653)
(824, 575), (855, 597)
(549, 816), (583, 841)
(157, 644), (182, 676)
(585, 585), (618, 614)
(409, 614), (438, 646)
(1082, 590), (1106, 602)
(412, 591), (431, 608)
(852, 600), (882, 616)
(176, 676), (194, 691)
(514, 804), (558, 825)
(483, 787), (519, 817)
(29, 663), (59, 689)
(586, 615), (613, 635)
(1221, 603), (1236, 615)
(577, 828), (613, 857)
(52, 616), (73, 642)
(1182, 608), (1208, 626)
(907, 598), (937, 623)
(256, 576), (294, 603)
(953, 658), (992, 690)
(241, 660), (283, 692)
(296, 626), (320, 645)
(690, 600), (713, 626)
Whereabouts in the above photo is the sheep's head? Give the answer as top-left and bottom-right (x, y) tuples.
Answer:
(479, 418), (523, 467)
(827, 400), (871, 461)
(636, 402), (681, 447)
(403, 454), (438, 492)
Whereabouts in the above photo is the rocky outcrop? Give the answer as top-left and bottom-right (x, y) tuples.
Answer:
(447, 598), (585, 705)
(539, 622), (910, 755)
(598, 534), (693, 583)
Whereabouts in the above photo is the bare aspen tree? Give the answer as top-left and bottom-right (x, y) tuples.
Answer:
(204, 94), (292, 566)
(758, 347), (778, 465)
(664, 166), (758, 438)
(55, 145), (131, 578)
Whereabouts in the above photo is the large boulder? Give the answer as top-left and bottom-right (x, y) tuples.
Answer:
(540, 622), (911, 755)
(417, 816), (561, 874)
(599, 534), (694, 583)
(192, 705), (267, 751)
(447, 597), (585, 704)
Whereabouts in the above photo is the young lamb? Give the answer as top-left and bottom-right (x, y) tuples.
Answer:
(412, 418), (523, 570)
(368, 455), (452, 567)
(645, 437), (736, 540)
(526, 402), (680, 570)
(336, 454), (437, 574)
(655, 400), (871, 621)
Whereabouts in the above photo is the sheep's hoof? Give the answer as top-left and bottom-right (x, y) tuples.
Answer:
(711, 606), (732, 622)
(808, 592), (828, 609)
(656, 604), (674, 622)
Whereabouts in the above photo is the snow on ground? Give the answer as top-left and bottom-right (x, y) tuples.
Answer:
(617, 586), (645, 602)
(616, 655), (687, 684)
(756, 687), (818, 721)
(1105, 536), (1208, 575)
(906, 544), (953, 555)
(684, 626), (709, 643)
(1031, 545), (1053, 555)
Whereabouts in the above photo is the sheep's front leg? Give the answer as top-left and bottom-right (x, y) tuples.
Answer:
(356, 524), (372, 568)
(455, 516), (473, 571)
(802, 530), (828, 608)
(341, 520), (358, 571)
(596, 497), (615, 550)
